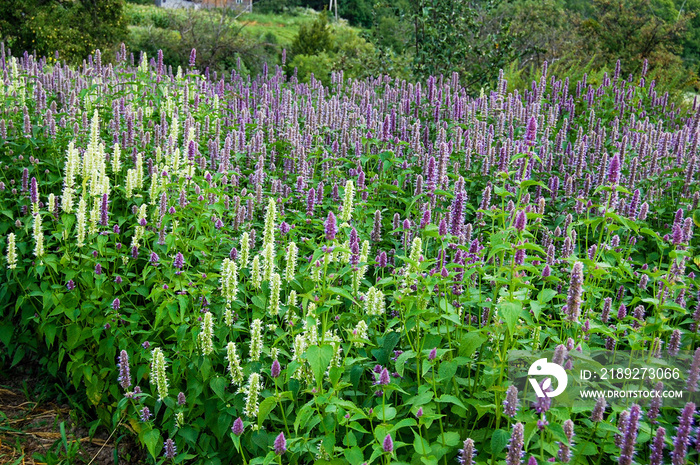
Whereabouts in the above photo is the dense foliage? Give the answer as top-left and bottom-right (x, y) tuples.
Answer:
(0, 0), (128, 64)
(1, 44), (700, 465)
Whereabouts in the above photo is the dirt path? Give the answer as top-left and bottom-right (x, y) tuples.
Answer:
(0, 372), (144, 465)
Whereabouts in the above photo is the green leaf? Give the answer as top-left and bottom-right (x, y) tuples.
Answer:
(538, 289), (557, 303)
(344, 446), (365, 465)
(210, 376), (228, 401)
(258, 397), (277, 428)
(438, 360), (458, 381)
(437, 394), (466, 409)
(499, 301), (522, 334)
(414, 431), (431, 455)
(305, 344), (334, 387)
(0, 323), (13, 348)
(459, 332), (486, 358)
(66, 323), (81, 350)
(329, 286), (358, 304)
(143, 429), (162, 460)
(438, 431), (460, 447)
(376, 406), (397, 421)
(491, 429), (509, 455)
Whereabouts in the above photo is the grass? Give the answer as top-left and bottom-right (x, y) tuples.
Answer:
(124, 3), (362, 48)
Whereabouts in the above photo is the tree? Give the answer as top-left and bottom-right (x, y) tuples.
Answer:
(578, 0), (690, 75)
(411, 0), (518, 90)
(290, 9), (333, 57)
(0, 0), (127, 63)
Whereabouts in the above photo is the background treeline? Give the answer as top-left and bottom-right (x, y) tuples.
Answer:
(1, 0), (698, 99)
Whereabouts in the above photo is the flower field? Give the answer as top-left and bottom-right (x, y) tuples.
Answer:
(2, 45), (700, 465)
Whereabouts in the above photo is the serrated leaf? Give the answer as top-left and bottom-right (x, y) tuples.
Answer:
(491, 429), (509, 455)
(414, 431), (431, 455)
(258, 397), (277, 428)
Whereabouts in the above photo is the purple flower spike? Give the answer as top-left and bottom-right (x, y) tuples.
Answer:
(271, 359), (281, 378)
(618, 404), (641, 465)
(383, 434), (393, 453)
(438, 219), (448, 236)
(231, 417), (244, 436)
(163, 438), (177, 459)
(525, 116), (537, 145)
(150, 252), (160, 266)
(503, 385), (519, 417)
(687, 348), (700, 392)
(564, 262), (584, 322)
(177, 392), (186, 406)
(429, 348), (437, 361)
(112, 298), (120, 311)
(189, 48), (196, 67)
(325, 211), (337, 241)
(30, 177), (38, 204)
(274, 432), (286, 455)
(672, 402), (695, 465)
(173, 252), (184, 270)
(608, 153), (621, 185)
(591, 397), (606, 422)
(650, 427), (665, 465)
(117, 350), (131, 390)
(378, 368), (390, 385)
(527, 457), (538, 465)
(458, 438), (476, 465)
(506, 422), (525, 465)
(514, 210), (527, 232)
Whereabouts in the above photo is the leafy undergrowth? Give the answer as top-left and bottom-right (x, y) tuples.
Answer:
(0, 367), (145, 464)
(0, 46), (699, 465)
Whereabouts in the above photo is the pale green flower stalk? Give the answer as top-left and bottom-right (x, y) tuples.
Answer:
(409, 237), (423, 273)
(326, 331), (343, 369)
(365, 287), (385, 316)
(285, 241), (298, 283)
(263, 197), (277, 247)
(287, 290), (297, 308)
(220, 258), (238, 303)
(353, 320), (369, 347)
(135, 151), (144, 189)
(111, 143), (121, 173)
(353, 240), (370, 294)
(340, 180), (355, 224)
(291, 334), (308, 380)
(63, 141), (78, 194)
(262, 241), (275, 282)
(249, 319), (263, 361)
(239, 232), (250, 269)
(199, 312), (214, 356)
(148, 172), (159, 205)
(251, 255), (262, 289)
(223, 304), (233, 327)
(133, 204), (148, 245)
(6, 233), (17, 269)
(150, 347), (169, 401)
(226, 342), (244, 386)
(88, 197), (99, 235)
(76, 195), (87, 247)
(47, 193), (55, 216)
(175, 412), (184, 428)
(61, 187), (74, 214)
(243, 373), (263, 418)
(125, 169), (137, 198)
(33, 213), (44, 258)
(269, 273), (281, 316)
